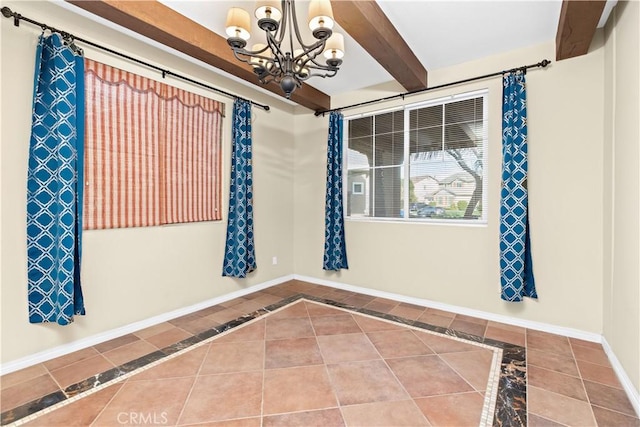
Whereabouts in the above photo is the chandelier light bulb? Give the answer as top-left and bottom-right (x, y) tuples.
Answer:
(225, 8), (251, 48)
(255, 0), (282, 31)
(308, 0), (334, 39)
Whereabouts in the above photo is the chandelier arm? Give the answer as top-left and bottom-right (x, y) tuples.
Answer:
(273, 0), (288, 45)
(303, 69), (338, 80)
(231, 48), (254, 64)
(289, 0), (307, 49)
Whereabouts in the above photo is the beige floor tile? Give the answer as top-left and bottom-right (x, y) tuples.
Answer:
(439, 349), (494, 391)
(569, 337), (603, 350)
(389, 304), (425, 320)
(94, 377), (194, 426)
(526, 413), (566, 427)
(0, 364), (49, 390)
(263, 408), (345, 427)
(22, 383), (123, 426)
(366, 330), (434, 358)
(416, 312), (453, 329)
(528, 386), (596, 426)
(449, 319), (487, 336)
(527, 349), (580, 377)
(265, 317), (315, 340)
(341, 294), (376, 308)
(204, 307), (246, 324)
(387, 355), (474, 398)
(49, 354), (115, 389)
(177, 417), (262, 426)
(326, 359), (409, 405)
(263, 365), (337, 414)
(583, 380), (638, 417)
(424, 308), (456, 319)
(42, 347), (100, 372)
(591, 405), (640, 426)
(487, 320), (526, 334)
(453, 314), (488, 326)
(572, 344), (611, 367)
(268, 302), (309, 319)
(200, 341), (264, 374)
(305, 301), (346, 317)
(102, 339), (158, 366)
(363, 298), (399, 313)
(133, 322), (175, 340)
(131, 345), (209, 381)
(526, 330), (573, 358)
(0, 374), (59, 411)
(214, 320), (265, 343)
(145, 326), (192, 349)
(414, 392), (484, 426)
(576, 359), (623, 388)
(484, 326), (526, 346)
(413, 330), (480, 354)
(179, 372), (262, 424)
(353, 315), (404, 332)
(317, 333), (380, 363)
(265, 337), (323, 369)
(94, 334), (141, 354)
(174, 315), (221, 335)
(311, 314), (362, 335)
(341, 400), (431, 426)
(528, 365), (588, 401)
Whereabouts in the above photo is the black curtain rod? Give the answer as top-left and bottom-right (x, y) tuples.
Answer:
(315, 59), (551, 117)
(1, 6), (271, 112)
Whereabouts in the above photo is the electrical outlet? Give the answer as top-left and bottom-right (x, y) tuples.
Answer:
(272, 256), (278, 265)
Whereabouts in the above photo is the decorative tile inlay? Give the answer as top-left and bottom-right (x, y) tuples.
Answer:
(1, 293), (527, 427)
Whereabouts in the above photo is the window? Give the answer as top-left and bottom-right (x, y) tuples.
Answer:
(83, 59), (224, 229)
(352, 182), (364, 195)
(346, 90), (487, 222)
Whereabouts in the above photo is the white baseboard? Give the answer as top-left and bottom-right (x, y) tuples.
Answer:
(602, 337), (640, 418)
(0, 274), (294, 376)
(295, 274), (602, 343)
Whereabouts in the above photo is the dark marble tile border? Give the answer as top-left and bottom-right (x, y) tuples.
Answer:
(1, 293), (526, 427)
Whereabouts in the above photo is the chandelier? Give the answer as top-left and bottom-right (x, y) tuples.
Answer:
(225, 0), (345, 98)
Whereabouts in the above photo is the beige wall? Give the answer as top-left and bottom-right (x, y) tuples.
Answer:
(0, 1), (295, 364)
(294, 40), (606, 333)
(603, 0), (640, 392)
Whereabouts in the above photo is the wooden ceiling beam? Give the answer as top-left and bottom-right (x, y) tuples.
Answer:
(556, 0), (607, 61)
(331, 0), (427, 92)
(65, 0), (331, 111)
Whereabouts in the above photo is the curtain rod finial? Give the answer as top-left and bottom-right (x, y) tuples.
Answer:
(1, 6), (13, 18)
(540, 59), (551, 68)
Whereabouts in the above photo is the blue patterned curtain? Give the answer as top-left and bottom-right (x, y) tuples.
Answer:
(323, 112), (348, 271)
(222, 99), (256, 278)
(27, 34), (85, 324)
(500, 72), (537, 301)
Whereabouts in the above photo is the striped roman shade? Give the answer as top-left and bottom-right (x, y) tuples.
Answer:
(83, 59), (224, 230)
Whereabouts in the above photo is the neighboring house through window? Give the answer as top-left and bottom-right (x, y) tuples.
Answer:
(345, 90), (488, 222)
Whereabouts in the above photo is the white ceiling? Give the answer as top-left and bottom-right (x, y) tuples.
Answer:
(60, 0), (616, 100)
(159, 0), (571, 97)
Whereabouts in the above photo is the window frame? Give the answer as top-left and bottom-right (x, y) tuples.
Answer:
(343, 89), (489, 226)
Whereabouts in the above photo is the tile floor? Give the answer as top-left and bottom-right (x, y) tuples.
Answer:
(1, 280), (639, 426)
